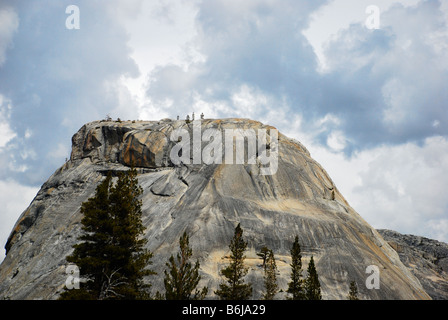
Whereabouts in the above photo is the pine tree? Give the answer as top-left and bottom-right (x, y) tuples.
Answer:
(256, 246), (270, 269)
(348, 280), (359, 300)
(59, 169), (155, 300)
(262, 249), (278, 300)
(163, 231), (208, 300)
(304, 256), (322, 300)
(287, 236), (305, 300)
(215, 223), (252, 300)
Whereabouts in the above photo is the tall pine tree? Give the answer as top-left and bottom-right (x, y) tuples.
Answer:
(215, 224), (252, 300)
(262, 249), (278, 300)
(163, 231), (208, 300)
(59, 169), (155, 300)
(304, 256), (322, 300)
(287, 236), (304, 300)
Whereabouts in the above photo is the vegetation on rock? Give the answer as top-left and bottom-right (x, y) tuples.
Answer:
(59, 169), (155, 300)
(215, 224), (253, 300)
(163, 231), (208, 300)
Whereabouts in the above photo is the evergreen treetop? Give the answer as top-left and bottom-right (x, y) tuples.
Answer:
(163, 231), (208, 300)
(59, 168), (155, 300)
(304, 255), (322, 300)
(214, 223), (252, 300)
(287, 235), (305, 300)
(262, 249), (278, 300)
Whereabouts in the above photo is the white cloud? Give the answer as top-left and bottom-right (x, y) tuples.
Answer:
(381, 78), (412, 124)
(326, 130), (347, 151)
(327, 136), (448, 242)
(0, 0), (142, 184)
(0, 6), (19, 66)
(0, 180), (38, 263)
(116, 0), (199, 116)
(0, 121), (15, 148)
(303, 0), (421, 72)
(24, 128), (32, 139)
(432, 120), (440, 128)
(310, 0), (448, 147)
(48, 143), (69, 162)
(231, 84), (269, 117)
(0, 95), (16, 149)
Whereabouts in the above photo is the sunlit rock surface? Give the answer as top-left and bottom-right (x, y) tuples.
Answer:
(0, 118), (431, 300)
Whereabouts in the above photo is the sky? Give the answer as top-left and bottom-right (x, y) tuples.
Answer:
(0, 0), (447, 262)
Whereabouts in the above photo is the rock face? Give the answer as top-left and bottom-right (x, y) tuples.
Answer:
(0, 118), (431, 300)
(377, 229), (448, 300)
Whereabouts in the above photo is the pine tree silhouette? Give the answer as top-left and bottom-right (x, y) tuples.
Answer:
(59, 169), (155, 300)
(215, 224), (252, 300)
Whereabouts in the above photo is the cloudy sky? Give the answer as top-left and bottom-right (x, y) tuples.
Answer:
(0, 0), (447, 261)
